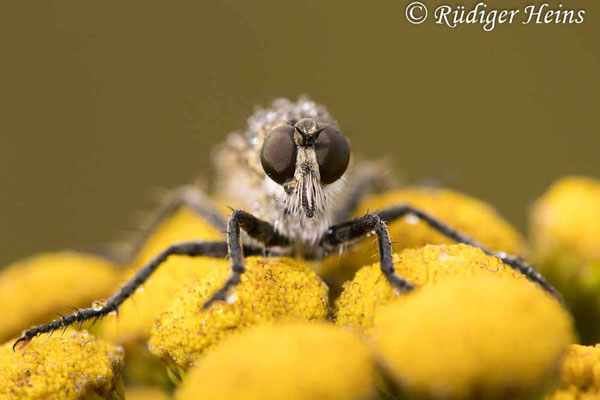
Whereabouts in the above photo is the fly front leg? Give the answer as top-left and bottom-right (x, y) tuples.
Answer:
(321, 205), (562, 302)
(320, 214), (415, 293)
(375, 205), (562, 301)
(203, 210), (291, 308)
(14, 240), (259, 350)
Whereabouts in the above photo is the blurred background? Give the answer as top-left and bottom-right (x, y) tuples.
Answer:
(0, 0), (597, 265)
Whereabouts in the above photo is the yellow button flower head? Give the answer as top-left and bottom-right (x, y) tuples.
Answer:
(0, 330), (124, 400)
(0, 252), (119, 343)
(175, 322), (375, 400)
(531, 176), (600, 263)
(320, 187), (526, 288)
(530, 176), (600, 343)
(148, 257), (328, 375)
(546, 344), (600, 399)
(373, 276), (575, 400)
(334, 243), (525, 333)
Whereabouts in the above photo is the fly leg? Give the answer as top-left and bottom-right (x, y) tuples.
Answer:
(203, 210), (290, 308)
(13, 240), (263, 350)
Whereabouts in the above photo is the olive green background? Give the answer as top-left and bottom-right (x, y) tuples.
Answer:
(0, 1), (597, 265)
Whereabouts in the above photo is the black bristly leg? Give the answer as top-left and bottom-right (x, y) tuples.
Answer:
(202, 210), (291, 309)
(13, 240), (264, 351)
(375, 205), (562, 301)
(320, 214), (415, 293)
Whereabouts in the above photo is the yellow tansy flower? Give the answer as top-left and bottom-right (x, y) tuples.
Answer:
(545, 344), (600, 399)
(530, 176), (600, 343)
(0, 330), (124, 400)
(148, 257), (328, 375)
(0, 252), (119, 343)
(175, 322), (375, 400)
(373, 276), (575, 399)
(334, 243), (525, 333)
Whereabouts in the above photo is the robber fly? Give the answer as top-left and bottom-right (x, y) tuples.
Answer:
(14, 97), (561, 349)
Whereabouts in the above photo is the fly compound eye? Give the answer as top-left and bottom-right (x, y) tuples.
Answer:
(315, 125), (350, 184)
(261, 125), (297, 184)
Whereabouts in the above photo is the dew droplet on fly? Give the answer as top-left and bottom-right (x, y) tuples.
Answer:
(404, 214), (420, 225)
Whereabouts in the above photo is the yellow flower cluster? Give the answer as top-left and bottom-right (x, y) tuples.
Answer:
(335, 243), (525, 332)
(546, 344), (600, 399)
(531, 177), (600, 263)
(0, 330), (124, 400)
(0, 252), (119, 343)
(148, 257), (328, 375)
(174, 322), (375, 400)
(320, 187), (526, 289)
(373, 276), (575, 399)
(0, 182), (590, 400)
(530, 176), (600, 343)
